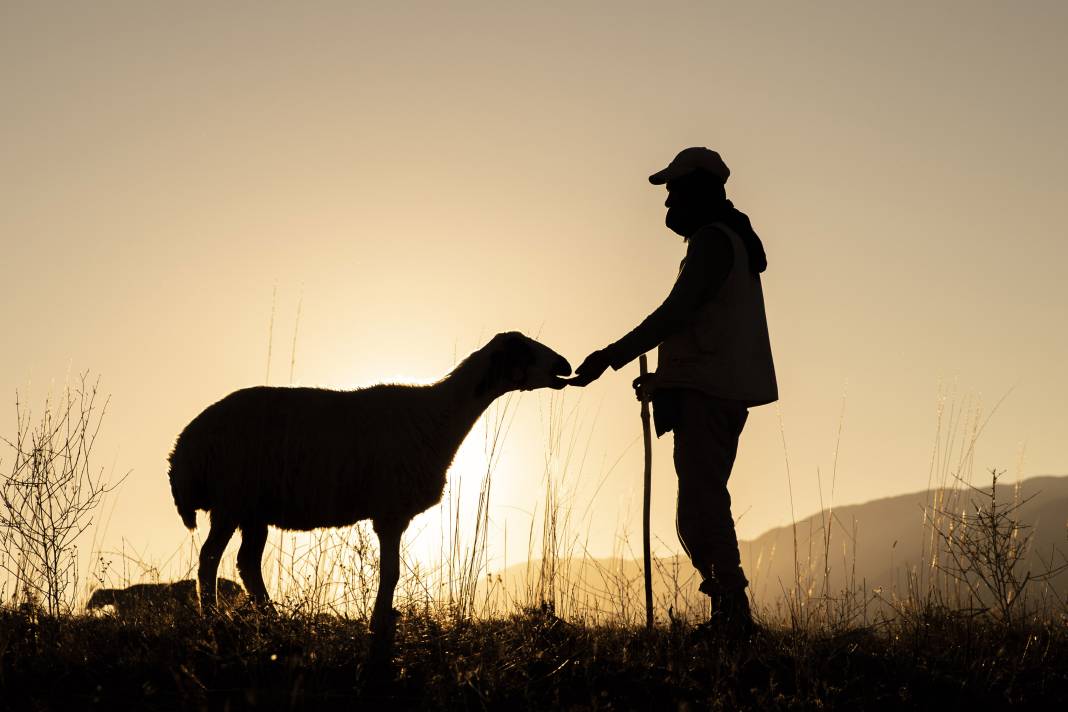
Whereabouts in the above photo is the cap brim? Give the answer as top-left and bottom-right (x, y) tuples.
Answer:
(648, 168), (672, 185)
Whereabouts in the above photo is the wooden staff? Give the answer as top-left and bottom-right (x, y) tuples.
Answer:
(639, 354), (653, 629)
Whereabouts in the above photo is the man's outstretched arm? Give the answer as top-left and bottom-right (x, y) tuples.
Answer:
(571, 226), (734, 384)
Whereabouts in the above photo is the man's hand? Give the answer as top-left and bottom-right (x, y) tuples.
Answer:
(563, 349), (613, 387)
(632, 372), (658, 402)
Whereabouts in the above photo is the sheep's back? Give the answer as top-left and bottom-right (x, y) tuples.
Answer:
(170, 385), (451, 529)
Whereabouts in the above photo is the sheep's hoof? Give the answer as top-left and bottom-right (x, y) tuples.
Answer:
(367, 608), (399, 670)
(359, 649), (395, 693)
(365, 626), (397, 684)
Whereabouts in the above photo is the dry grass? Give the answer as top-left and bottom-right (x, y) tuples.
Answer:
(2, 597), (1066, 710)
(2, 377), (1067, 708)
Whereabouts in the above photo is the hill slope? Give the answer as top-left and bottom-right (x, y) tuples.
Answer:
(741, 474), (1068, 607)
(490, 475), (1068, 621)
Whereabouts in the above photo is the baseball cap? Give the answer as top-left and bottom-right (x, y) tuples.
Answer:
(648, 147), (730, 185)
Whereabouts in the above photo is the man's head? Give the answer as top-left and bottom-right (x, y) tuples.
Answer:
(650, 148), (731, 238)
(649, 147), (729, 186)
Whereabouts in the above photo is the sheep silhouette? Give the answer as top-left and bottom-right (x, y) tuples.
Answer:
(86, 578), (245, 616)
(168, 332), (570, 649)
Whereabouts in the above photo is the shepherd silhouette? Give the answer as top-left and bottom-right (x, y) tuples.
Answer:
(566, 147), (778, 636)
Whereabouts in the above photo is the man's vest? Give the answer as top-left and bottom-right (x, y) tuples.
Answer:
(655, 222), (778, 406)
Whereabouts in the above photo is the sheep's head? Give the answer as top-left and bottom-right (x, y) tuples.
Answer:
(86, 588), (118, 610)
(477, 332), (572, 396)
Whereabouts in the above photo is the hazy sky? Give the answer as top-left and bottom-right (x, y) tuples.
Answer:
(3, 2), (1066, 580)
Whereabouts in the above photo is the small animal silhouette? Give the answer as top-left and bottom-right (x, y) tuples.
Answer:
(86, 578), (245, 616)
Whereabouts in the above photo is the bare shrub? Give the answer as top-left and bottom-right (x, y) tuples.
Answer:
(0, 373), (123, 615)
(933, 468), (1068, 624)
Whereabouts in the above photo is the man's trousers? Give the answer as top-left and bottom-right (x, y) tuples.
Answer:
(663, 388), (750, 593)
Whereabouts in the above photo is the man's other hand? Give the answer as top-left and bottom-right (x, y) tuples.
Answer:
(632, 372), (658, 402)
(563, 349), (612, 387)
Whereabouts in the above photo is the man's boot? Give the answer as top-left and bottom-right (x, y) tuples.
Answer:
(711, 586), (757, 639)
(691, 580), (758, 643)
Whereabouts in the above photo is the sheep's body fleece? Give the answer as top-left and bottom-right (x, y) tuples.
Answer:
(170, 384), (466, 532)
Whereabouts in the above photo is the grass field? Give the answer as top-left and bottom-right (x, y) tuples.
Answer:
(2, 381), (1066, 709)
(3, 598), (1066, 710)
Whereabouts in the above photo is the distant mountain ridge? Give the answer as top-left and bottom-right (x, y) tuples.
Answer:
(490, 475), (1068, 621)
(739, 474), (1068, 604)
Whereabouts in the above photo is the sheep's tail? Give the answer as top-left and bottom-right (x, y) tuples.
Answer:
(168, 448), (199, 531)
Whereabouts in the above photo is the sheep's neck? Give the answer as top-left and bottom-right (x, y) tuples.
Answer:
(433, 352), (502, 454)
(438, 391), (497, 450)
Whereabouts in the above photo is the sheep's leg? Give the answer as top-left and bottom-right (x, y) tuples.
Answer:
(237, 523), (272, 610)
(199, 518), (237, 615)
(370, 518), (404, 637)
